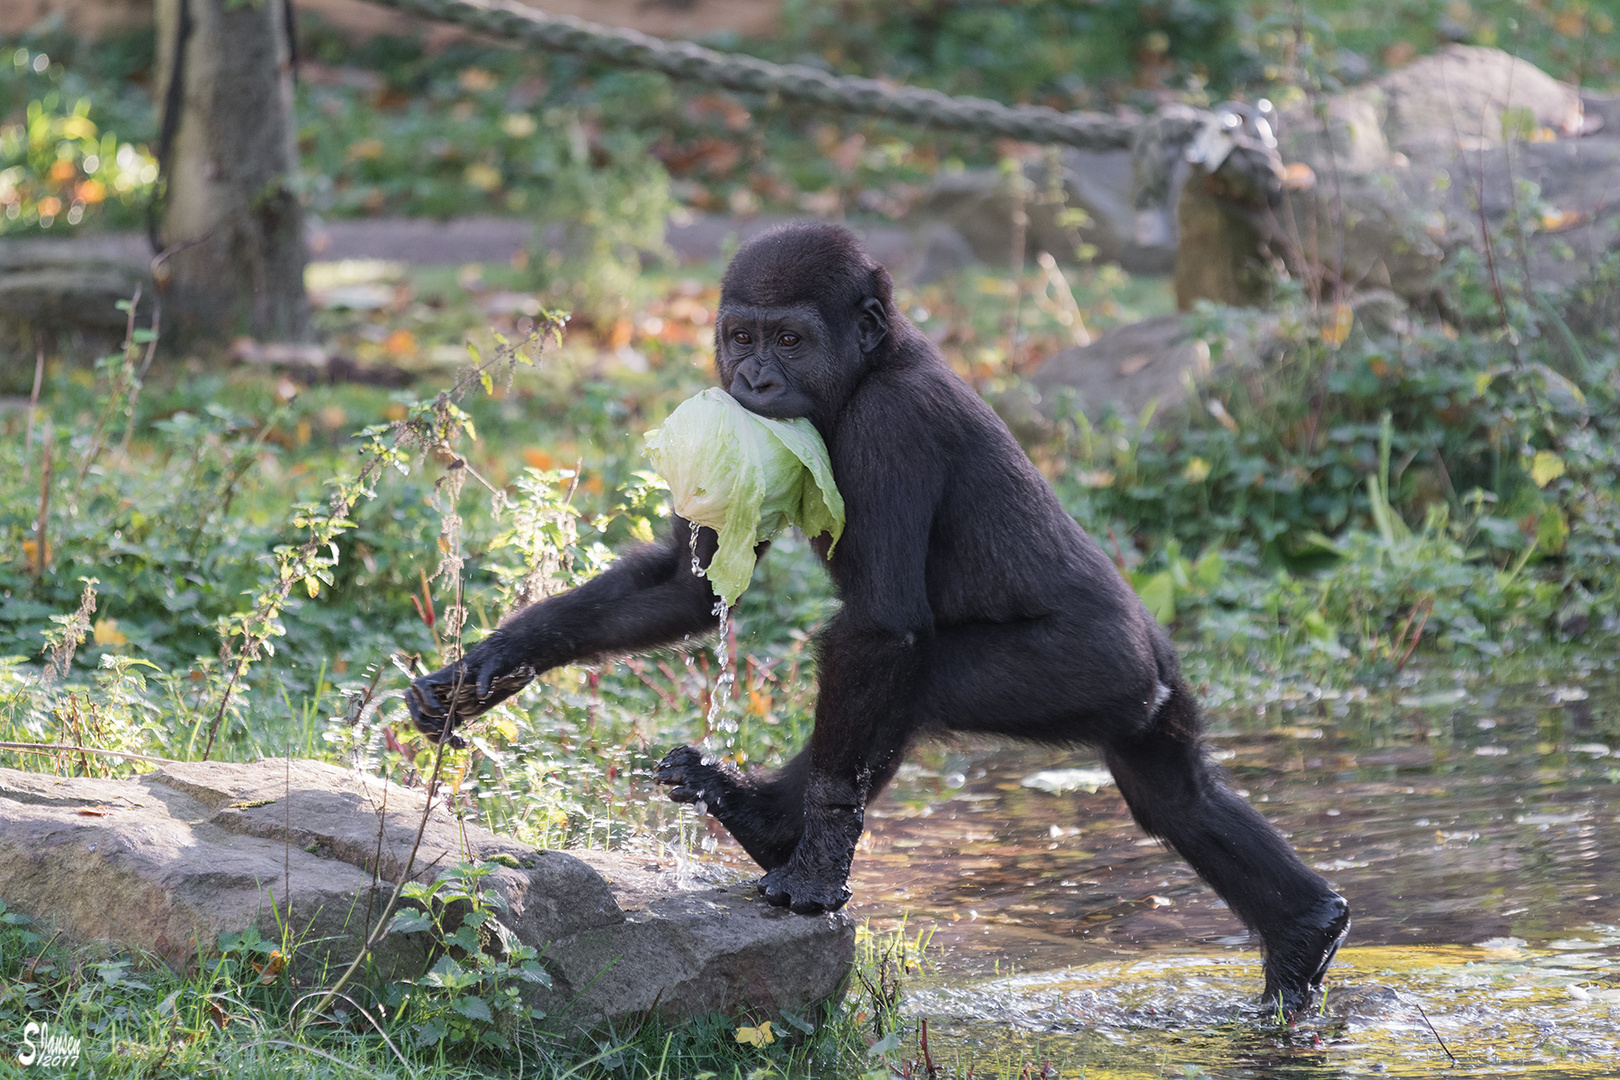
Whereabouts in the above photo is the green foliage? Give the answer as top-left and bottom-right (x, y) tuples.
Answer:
(0, 35), (157, 236)
(772, 0), (1256, 103)
(297, 28), (675, 319)
(387, 862), (551, 1051)
(1038, 268), (1620, 672)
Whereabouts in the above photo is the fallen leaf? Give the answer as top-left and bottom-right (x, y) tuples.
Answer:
(383, 329), (418, 358)
(1539, 207), (1584, 232)
(735, 1021), (775, 1046)
(252, 950), (286, 983)
(1321, 302), (1353, 346)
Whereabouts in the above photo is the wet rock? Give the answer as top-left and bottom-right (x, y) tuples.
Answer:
(1321, 984), (1408, 1026)
(0, 760), (853, 1027)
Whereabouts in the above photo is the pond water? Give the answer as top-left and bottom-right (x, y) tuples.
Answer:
(692, 676), (1620, 1077)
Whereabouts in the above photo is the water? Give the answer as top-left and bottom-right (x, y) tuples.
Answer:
(689, 521), (738, 746)
(688, 677), (1620, 1076)
(705, 597), (736, 742)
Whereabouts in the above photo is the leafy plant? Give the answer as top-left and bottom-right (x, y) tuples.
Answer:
(386, 861), (551, 1050)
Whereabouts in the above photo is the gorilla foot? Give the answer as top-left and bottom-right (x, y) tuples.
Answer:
(759, 863), (852, 915)
(1261, 892), (1351, 1017)
(653, 745), (738, 812)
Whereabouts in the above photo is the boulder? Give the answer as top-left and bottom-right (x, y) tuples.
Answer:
(1276, 46), (1620, 307)
(0, 759), (853, 1027)
(908, 145), (1175, 280)
(1023, 314), (1212, 424)
(0, 242), (152, 386)
(1016, 307), (1293, 426)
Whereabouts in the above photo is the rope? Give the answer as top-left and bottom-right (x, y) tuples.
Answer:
(374, 0), (1137, 151)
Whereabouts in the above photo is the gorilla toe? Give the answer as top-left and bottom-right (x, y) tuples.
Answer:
(759, 864), (852, 915)
(654, 745), (727, 809)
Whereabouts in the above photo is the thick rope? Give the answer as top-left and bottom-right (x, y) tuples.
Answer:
(375, 0), (1137, 150)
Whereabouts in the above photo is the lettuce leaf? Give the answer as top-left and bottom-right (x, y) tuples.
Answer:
(643, 388), (844, 603)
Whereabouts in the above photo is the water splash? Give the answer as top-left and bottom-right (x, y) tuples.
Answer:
(688, 520), (737, 748)
(705, 597), (737, 746)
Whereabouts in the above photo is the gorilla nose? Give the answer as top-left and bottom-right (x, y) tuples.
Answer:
(737, 369), (782, 396)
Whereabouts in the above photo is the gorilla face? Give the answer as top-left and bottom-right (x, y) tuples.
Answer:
(716, 302), (827, 420)
(715, 226), (892, 429)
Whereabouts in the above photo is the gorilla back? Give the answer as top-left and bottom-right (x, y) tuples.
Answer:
(407, 221), (1349, 1016)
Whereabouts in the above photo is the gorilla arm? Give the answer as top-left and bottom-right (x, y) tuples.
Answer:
(406, 518), (724, 744)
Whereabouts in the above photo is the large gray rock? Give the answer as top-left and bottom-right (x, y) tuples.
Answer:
(0, 760), (852, 1026)
(1277, 46), (1620, 305)
(908, 148), (1174, 279)
(1014, 307), (1303, 426)
(1028, 314), (1212, 423)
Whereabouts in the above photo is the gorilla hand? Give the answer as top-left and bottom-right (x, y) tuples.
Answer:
(406, 632), (536, 747)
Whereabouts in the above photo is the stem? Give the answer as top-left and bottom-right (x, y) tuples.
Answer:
(24, 336), (44, 484)
(297, 731), (452, 1031)
(34, 425), (52, 581)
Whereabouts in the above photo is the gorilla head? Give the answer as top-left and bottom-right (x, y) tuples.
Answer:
(716, 223), (894, 426)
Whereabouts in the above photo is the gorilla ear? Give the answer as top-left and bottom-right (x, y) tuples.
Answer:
(856, 296), (889, 355)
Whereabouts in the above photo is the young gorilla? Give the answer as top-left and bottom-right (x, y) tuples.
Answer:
(407, 221), (1350, 1013)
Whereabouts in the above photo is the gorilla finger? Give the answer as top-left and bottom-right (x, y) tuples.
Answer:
(665, 785), (704, 804)
(653, 758), (694, 783)
(407, 680), (444, 720)
(656, 745), (703, 771)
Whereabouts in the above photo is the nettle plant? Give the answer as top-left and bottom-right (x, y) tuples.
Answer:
(385, 861), (551, 1049)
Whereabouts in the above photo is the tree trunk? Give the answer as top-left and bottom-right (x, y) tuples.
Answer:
(153, 0), (311, 342)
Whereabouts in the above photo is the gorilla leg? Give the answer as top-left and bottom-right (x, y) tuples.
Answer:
(918, 618), (1347, 1014)
(1103, 682), (1348, 1014)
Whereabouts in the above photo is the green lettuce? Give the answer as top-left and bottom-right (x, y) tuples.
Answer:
(643, 388), (844, 603)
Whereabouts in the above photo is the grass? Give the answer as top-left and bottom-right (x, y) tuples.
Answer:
(0, 893), (928, 1079)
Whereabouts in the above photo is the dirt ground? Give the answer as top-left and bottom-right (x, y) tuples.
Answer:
(2, 0), (780, 41)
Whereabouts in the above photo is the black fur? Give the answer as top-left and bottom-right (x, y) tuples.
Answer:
(407, 222), (1348, 1014)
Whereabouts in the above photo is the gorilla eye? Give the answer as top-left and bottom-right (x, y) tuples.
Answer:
(732, 330), (752, 346)
(778, 333), (799, 348)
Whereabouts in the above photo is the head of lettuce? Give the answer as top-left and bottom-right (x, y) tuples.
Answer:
(643, 388), (844, 605)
